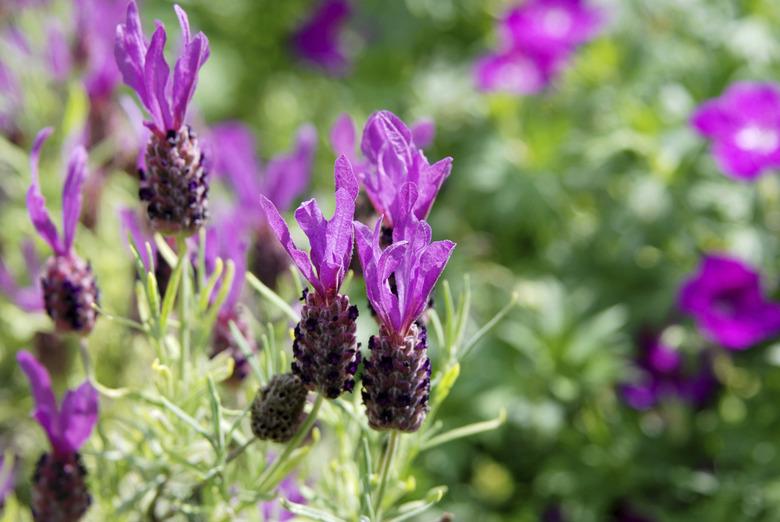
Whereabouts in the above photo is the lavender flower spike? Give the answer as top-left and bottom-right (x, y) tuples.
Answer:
(116, 1), (210, 236)
(261, 155), (362, 398)
(27, 128), (99, 335)
(355, 206), (455, 432)
(359, 111), (452, 232)
(18, 350), (98, 521)
(679, 254), (780, 350)
(691, 82), (780, 179)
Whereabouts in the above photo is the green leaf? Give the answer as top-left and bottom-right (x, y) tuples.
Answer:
(385, 486), (447, 522)
(207, 377), (224, 458)
(279, 498), (345, 522)
(459, 292), (518, 361)
(230, 320), (263, 383)
(246, 272), (300, 322)
(159, 252), (184, 332)
(430, 363), (460, 413)
(421, 409), (506, 450)
(157, 395), (214, 447)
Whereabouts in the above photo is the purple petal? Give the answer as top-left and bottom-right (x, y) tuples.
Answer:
(62, 147), (88, 253)
(17, 351), (62, 452)
(361, 111), (413, 166)
(46, 23), (72, 82)
(414, 156), (452, 220)
(27, 128), (62, 253)
(474, 49), (560, 95)
(330, 113), (356, 161)
(58, 382), (99, 453)
(260, 195), (321, 294)
(174, 4), (192, 44)
(115, 1), (152, 113)
(172, 32), (209, 130)
(0, 455), (14, 506)
(0, 257), (43, 312)
(292, 0), (352, 74)
(145, 25), (173, 131)
(294, 199), (327, 279)
(410, 118), (435, 149)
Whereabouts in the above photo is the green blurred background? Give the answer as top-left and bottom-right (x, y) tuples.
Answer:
(5, 0), (780, 520)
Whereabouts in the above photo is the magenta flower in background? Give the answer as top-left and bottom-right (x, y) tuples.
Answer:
(74, 0), (126, 101)
(18, 350), (97, 520)
(115, 0), (209, 136)
(119, 207), (156, 271)
(292, 0), (352, 75)
(619, 331), (718, 411)
(261, 474), (306, 521)
(679, 254), (780, 350)
(475, 0), (603, 95)
(27, 128), (100, 335)
(261, 156), (362, 398)
(691, 82), (780, 179)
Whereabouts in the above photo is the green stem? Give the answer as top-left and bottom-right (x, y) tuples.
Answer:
(176, 236), (191, 390)
(257, 394), (324, 491)
(79, 338), (93, 380)
(374, 430), (400, 519)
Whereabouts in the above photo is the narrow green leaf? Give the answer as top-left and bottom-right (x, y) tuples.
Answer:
(159, 253), (184, 331)
(157, 395), (213, 446)
(246, 272), (300, 322)
(385, 486), (447, 522)
(421, 410), (506, 451)
(198, 258), (223, 313)
(279, 498), (344, 522)
(459, 292), (518, 361)
(207, 377), (224, 458)
(230, 320), (263, 384)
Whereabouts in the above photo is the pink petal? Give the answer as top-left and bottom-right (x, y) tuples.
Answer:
(144, 25), (172, 131)
(27, 128), (61, 253)
(62, 147), (88, 253)
(59, 382), (99, 453)
(330, 113), (356, 160)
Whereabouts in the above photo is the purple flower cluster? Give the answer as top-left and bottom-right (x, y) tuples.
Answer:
(691, 82), (780, 180)
(620, 332), (718, 411)
(475, 0), (603, 94)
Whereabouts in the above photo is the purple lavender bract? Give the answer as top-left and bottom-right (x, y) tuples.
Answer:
(115, 1), (210, 236)
(261, 156), (361, 399)
(18, 351), (98, 521)
(27, 128), (99, 336)
(691, 82), (780, 179)
(678, 254), (780, 350)
(292, 0), (352, 75)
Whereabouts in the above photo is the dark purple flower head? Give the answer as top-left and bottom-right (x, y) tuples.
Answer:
(691, 82), (780, 179)
(619, 332), (718, 411)
(0, 241), (44, 313)
(115, 0), (210, 136)
(501, 0), (603, 55)
(341, 111), (451, 229)
(261, 155), (359, 300)
(292, 0), (351, 75)
(211, 121), (316, 213)
(75, 0), (126, 101)
(17, 351), (98, 456)
(474, 48), (561, 95)
(679, 254), (780, 350)
(354, 207), (455, 337)
(27, 128), (88, 257)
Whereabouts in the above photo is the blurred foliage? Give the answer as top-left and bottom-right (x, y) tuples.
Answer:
(4, 0), (780, 520)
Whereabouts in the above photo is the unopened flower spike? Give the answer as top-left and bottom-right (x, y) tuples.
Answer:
(115, 1), (210, 236)
(678, 254), (780, 350)
(17, 350), (98, 521)
(261, 155), (362, 399)
(210, 121), (316, 288)
(251, 373), (308, 443)
(358, 111), (452, 240)
(200, 212), (255, 382)
(27, 128), (100, 335)
(355, 203), (455, 432)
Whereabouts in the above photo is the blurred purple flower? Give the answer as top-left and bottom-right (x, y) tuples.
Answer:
(475, 0), (602, 95)
(691, 82), (780, 179)
(17, 350), (98, 455)
(210, 121), (316, 214)
(119, 207), (156, 270)
(501, 0), (603, 54)
(45, 22), (72, 83)
(261, 155), (359, 299)
(115, 0), (210, 136)
(292, 0), (352, 75)
(75, 0), (126, 101)
(202, 212), (249, 311)
(0, 241), (45, 312)
(679, 254), (780, 350)
(620, 332), (718, 411)
(261, 474), (306, 521)
(474, 49), (561, 95)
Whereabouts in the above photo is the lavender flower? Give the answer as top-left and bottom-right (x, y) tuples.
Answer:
(18, 350), (98, 521)
(475, 0), (602, 95)
(27, 128), (100, 335)
(292, 0), (352, 75)
(115, 1), (210, 236)
(74, 0), (125, 102)
(691, 82), (780, 179)
(0, 241), (45, 313)
(678, 254), (780, 350)
(261, 473), (307, 521)
(201, 212), (255, 382)
(251, 373), (308, 443)
(355, 204), (455, 432)
(261, 156), (361, 399)
(619, 331), (718, 411)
